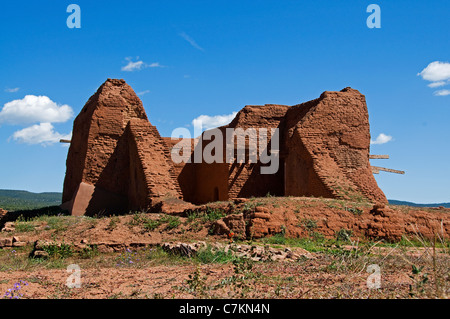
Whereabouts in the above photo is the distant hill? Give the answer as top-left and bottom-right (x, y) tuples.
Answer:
(388, 199), (450, 208)
(0, 189), (62, 211)
(0, 189), (448, 211)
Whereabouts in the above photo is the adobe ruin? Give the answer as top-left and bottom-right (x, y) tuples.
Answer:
(62, 79), (387, 216)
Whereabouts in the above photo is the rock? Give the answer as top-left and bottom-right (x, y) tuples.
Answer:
(222, 214), (246, 237)
(161, 241), (208, 257)
(1, 222), (15, 232)
(250, 212), (271, 220)
(212, 219), (230, 235)
(0, 238), (13, 247)
(97, 245), (114, 253)
(34, 240), (50, 250)
(255, 207), (270, 214)
(33, 250), (49, 259)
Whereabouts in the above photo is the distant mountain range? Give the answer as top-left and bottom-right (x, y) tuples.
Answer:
(388, 199), (450, 208)
(0, 189), (62, 211)
(0, 189), (448, 211)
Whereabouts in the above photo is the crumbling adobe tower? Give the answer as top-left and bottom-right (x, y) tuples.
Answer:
(62, 79), (181, 216)
(62, 79), (387, 216)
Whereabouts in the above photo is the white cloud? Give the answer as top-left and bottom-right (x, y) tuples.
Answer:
(433, 89), (450, 96)
(370, 133), (393, 145)
(121, 59), (145, 72)
(5, 87), (19, 93)
(192, 112), (238, 131)
(427, 81), (447, 88)
(148, 62), (164, 68)
(11, 123), (72, 146)
(418, 61), (450, 82)
(137, 90), (150, 96)
(121, 58), (164, 72)
(0, 95), (73, 125)
(179, 32), (204, 51)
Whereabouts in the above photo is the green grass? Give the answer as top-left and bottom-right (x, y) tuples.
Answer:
(186, 207), (227, 224)
(159, 215), (181, 230)
(194, 245), (238, 264)
(127, 213), (182, 231)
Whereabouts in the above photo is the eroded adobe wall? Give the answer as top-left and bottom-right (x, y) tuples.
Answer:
(182, 105), (289, 204)
(225, 105), (289, 199)
(284, 88), (387, 203)
(62, 79), (148, 205)
(62, 79), (181, 215)
(127, 118), (182, 209)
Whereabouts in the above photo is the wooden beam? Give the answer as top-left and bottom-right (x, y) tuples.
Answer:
(371, 166), (405, 174)
(60, 139), (71, 144)
(369, 155), (389, 159)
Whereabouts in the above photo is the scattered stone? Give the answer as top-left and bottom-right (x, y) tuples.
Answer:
(210, 242), (315, 262)
(162, 241), (208, 257)
(212, 219), (230, 235)
(33, 250), (49, 259)
(1, 222), (15, 232)
(0, 238), (13, 247)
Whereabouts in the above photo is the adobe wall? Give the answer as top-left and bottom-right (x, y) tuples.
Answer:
(62, 79), (388, 215)
(284, 88), (387, 203)
(62, 79), (181, 215)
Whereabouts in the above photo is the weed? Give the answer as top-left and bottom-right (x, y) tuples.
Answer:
(409, 265), (429, 297)
(42, 242), (74, 259)
(187, 208), (227, 224)
(14, 215), (36, 232)
(262, 233), (286, 245)
(159, 215), (181, 230)
(335, 229), (353, 242)
(107, 216), (120, 231)
(345, 207), (363, 216)
(128, 213), (148, 227)
(79, 244), (99, 259)
(185, 266), (208, 297)
(143, 219), (161, 231)
(302, 218), (318, 232)
(194, 246), (236, 264)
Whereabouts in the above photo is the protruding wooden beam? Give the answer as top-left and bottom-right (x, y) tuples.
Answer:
(371, 166), (405, 174)
(60, 139), (72, 144)
(369, 155), (389, 159)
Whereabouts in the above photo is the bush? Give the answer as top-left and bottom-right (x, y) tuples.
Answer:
(335, 229), (353, 242)
(42, 243), (74, 259)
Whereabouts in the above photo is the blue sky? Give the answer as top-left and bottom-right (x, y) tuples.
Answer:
(0, 1), (449, 203)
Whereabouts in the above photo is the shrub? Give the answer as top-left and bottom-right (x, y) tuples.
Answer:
(335, 229), (353, 242)
(42, 243), (74, 259)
